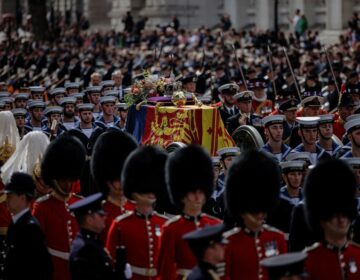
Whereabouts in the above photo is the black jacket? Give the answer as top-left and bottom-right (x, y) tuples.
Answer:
(187, 261), (220, 280)
(3, 210), (53, 280)
(70, 229), (115, 280)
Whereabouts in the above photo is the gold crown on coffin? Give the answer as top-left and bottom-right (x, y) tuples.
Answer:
(0, 135), (15, 163)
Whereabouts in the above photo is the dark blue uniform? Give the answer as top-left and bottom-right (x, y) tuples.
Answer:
(186, 261), (220, 280)
(70, 228), (115, 280)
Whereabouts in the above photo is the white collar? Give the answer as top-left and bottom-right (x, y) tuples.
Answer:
(12, 208), (30, 224)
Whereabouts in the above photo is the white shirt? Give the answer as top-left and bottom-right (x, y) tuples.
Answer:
(82, 128), (93, 139)
(12, 208), (30, 224)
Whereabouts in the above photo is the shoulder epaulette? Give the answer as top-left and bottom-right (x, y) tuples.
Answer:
(304, 242), (320, 252)
(349, 241), (360, 249)
(114, 211), (134, 222)
(154, 212), (169, 220)
(35, 193), (51, 203)
(263, 224), (283, 234)
(164, 215), (181, 226)
(223, 227), (241, 238)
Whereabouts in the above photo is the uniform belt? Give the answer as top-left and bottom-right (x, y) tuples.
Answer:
(48, 247), (70, 260)
(177, 268), (192, 276)
(131, 265), (157, 277)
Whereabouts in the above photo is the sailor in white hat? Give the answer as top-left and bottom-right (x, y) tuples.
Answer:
(341, 116), (360, 158)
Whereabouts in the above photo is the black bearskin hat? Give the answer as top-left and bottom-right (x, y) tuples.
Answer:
(91, 130), (138, 193)
(304, 158), (358, 233)
(225, 150), (281, 218)
(166, 144), (214, 209)
(41, 134), (86, 186)
(122, 146), (168, 200)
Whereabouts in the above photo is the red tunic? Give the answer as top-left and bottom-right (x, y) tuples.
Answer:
(305, 242), (360, 280)
(252, 99), (274, 116)
(0, 193), (11, 237)
(333, 112), (346, 140)
(32, 193), (82, 280)
(100, 199), (135, 243)
(106, 210), (167, 280)
(224, 225), (287, 280)
(157, 213), (221, 280)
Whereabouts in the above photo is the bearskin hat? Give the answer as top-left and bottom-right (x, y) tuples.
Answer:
(304, 158), (358, 233)
(166, 144), (214, 209)
(122, 146), (168, 200)
(90, 130), (137, 193)
(41, 134), (86, 186)
(225, 150), (281, 218)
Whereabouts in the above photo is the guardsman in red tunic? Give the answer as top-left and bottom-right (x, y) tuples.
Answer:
(224, 150), (287, 280)
(32, 134), (86, 280)
(90, 129), (138, 242)
(157, 145), (221, 280)
(333, 93), (356, 140)
(303, 158), (360, 280)
(106, 146), (168, 279)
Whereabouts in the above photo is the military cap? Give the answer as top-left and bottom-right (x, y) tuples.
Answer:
(218, 83), (239, 95)
(233, 90), (253, 101)
(301, 88), (324, 107)
(100, 80), (115, 88)
(65, 82), (80, 90)
(44, 106), (63, 117)
(85, 86), (102, 94)
(182, 73), (196, 84)
(29, 86), (45, 93)
(304, 159), (357, 234)
(41, 134), (86, 186)
(262, 115), (285, 127)
(278, 98), (299, 113)
(0, 91), (10, 98)
(103, 90), (119, 97)
(318, 114), (334, 124)
(183, 224), (227, 259)
(13, 92), (29, 101)
(77, 103), (94, 112)
(166, 145), (214, 209)
(69, 192), (105, 217)
(216, 147), (240, 159)
(49, 87), (66, 97)
(100, 95), (116, 104)
(344, 117), (360, 133)
(280, 161), (305, 173)
(247, 78), (267, 89)
(0, 97), (13, 104)
(91, 130), (138, 194)
(343, 157), (360, 169)
(225, 150), (281, 217)
(285, 152), (311, 164)
(116, 102), (128, 111)
(71, 92), (85, 100)
(4, 172), (36, 197)
(339, 93), (355, 108)
(296, 117), (319, 129)
(59, 97), (76, 106)
(122, 146), (167, 200)
(212, 156), (221, 168)
(28, 100), (46, 109)
(11, 108), (27, 117)
(260, 252), (307, 280)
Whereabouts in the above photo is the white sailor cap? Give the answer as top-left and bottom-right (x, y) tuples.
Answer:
(344, 117), (360, 132)
(343, 157), (360, 169)
(28, 100), (46, 109)
(86, 86), (102, 94)
(286, 152), (311, 163)
(77, 103), (94, 112)
(280, 160), (305, 173)
(29, 86), (45, 93)
(103, 90), (119, 97)
(211, 156), (221, 167)
(0, 91), (10, 98)
(233, 90), (253, 101)
(100, 80), (115, 88)
(0, 97), (13, 104)
(71, 92), (85, 99)
(49, 87), (66, 97)
(65, 82), (80, 89)
(59, 97), (77, 106)
(44, 106), (63, 116)
(100, 95), (116, 104)
(216, 147), (240, 159)
(218, 83), (239, 95)
(116, 102), (128, 110)
(13, 92), (29, 100)
(11, 108), (27, 117)
(318, 114), (334, 124)
(346, 114), (360, 123)
(262, 115), (285, 127)
(296, 117), (320, 128)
